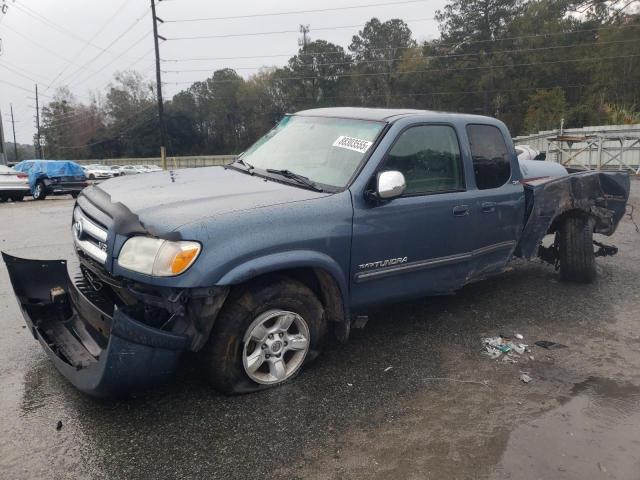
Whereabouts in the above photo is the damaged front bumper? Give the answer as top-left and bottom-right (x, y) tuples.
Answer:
(2, 253), (188, 397)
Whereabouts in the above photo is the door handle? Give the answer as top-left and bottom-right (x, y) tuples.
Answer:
(453, 205), (469, 216)
(481, 202), (496, 213)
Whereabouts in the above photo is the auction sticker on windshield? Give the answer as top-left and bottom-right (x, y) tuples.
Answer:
(332, 136), (373, 154)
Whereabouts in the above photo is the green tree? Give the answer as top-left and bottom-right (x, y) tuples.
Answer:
(284, 40), (352, 108)
(348, 18), (416, 106)
(524, 87), (567, 133)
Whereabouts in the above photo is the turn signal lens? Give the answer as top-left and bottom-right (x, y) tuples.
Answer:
(171, 246), (200, 274)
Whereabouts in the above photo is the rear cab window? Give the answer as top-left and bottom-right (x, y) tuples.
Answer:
(466, 124), (511, 190)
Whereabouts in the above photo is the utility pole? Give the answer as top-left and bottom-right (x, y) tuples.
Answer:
(0, 107), (6, 165)
(35, 84), (43, 159)
(298, 24), (310, 49)
(150, 0), (168, 170)
(10, 104), (18, 163)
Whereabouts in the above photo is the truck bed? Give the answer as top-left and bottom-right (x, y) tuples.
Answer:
(515, 171), (630, 259)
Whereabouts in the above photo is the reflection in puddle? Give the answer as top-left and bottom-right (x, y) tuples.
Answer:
(496, 377), (640, 479)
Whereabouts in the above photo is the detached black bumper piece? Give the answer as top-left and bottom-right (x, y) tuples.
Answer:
(2, 253), (188, 397)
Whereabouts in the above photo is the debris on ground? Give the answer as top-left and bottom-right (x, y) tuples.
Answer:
(384, 366), (393, 372)
(520, 373), (532, 384)
(482, 335), (530, 362)
(535, 340), (568, 349)
(56, 420), (63, 431)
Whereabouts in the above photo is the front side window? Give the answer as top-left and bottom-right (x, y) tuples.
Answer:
(384, 125), (464, 195)
(241, 115), (385, 188)
(466, 124), (511, 190)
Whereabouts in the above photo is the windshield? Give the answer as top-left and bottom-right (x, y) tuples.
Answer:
(240, 115), (385, 188)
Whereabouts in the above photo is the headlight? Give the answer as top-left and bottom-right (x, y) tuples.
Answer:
(117, 237), (201, 276)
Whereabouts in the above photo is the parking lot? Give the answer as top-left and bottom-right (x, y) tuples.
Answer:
(1, 183), (639, 479)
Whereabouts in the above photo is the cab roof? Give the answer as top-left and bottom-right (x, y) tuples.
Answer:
(293, 107), (494, 124)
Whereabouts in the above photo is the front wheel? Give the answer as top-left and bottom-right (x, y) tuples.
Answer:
(558, 215), (596, 283)
(202, 277), (325, 394)
(33, 181), (47, 200)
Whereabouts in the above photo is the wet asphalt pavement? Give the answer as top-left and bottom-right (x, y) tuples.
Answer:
(1, 183), (639, 480)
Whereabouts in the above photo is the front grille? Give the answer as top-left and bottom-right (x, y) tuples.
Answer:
(73, 203), (109, 264)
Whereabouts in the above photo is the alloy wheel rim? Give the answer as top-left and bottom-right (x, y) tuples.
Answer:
(242, 309), (310, 385)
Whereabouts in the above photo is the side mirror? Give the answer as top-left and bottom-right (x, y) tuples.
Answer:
(377, 170), (406, 200)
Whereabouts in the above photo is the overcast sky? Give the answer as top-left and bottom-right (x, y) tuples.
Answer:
(0, 0), (447, 144)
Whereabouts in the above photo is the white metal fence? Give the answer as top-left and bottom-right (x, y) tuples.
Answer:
(513, 124), (640, 173)
(74, 155), (237, 169)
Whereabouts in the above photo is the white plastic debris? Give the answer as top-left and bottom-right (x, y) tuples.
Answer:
(515, 333), (524, 340)
(384, 366), (393, 372)
(520, 373), (532, 383)
(482, 335), (530, 362)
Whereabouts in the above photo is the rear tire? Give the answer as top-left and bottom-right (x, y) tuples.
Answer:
(13, 195), (24, 202)
(558, 215), (596, 283)
(33, 181), (47, 201)
(202, 277), (326, 394)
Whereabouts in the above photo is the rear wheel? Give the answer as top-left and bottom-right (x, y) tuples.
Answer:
(558, 215), (596, 283)
(202, 277), (326, 394)
(12, 195), (24, 202)
(33, 181), (47, 201)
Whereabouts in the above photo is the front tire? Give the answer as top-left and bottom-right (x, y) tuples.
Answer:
(33, 181), (47, 200)
(558, 215), (596, 283)
(202, 277), (325, 394)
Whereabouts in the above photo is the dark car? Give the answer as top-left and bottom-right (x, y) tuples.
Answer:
(13, 160), (88, 200)
(2, 108), (630, 397)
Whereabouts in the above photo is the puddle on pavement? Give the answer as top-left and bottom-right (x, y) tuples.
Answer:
(495, 376), (640, 479)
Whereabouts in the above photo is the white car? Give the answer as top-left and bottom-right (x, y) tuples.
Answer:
(142, 164), (162, 172)
(120, 165), (145, 175)
(83, 164), (115, 180)
(0, 165), (30, 202)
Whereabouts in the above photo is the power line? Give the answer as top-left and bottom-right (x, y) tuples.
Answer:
(69, 28), (154, 88)
(161, 23), (640, 61)
(58, 6), (151, 87)
(0, 78), (55, 99)
(43, 0), (132, 93)
(163, 52), (640, 85)
(166, 17), (435, 41)
(164, 0), (432, 22)
(1, 23), (102, 77)
(160, 37), (640, 73)
(0, 62), (55, 85)
(55, 104), (158, 150)
(12, 1), (133, 63)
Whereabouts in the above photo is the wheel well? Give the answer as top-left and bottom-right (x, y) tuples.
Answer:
(549, 209), (593, 234)
(229, 267), (346, 325)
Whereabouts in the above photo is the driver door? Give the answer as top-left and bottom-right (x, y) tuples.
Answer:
(350, 124), (477, 309)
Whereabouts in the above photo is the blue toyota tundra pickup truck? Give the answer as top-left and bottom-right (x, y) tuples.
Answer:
(2, 108), (630, 396)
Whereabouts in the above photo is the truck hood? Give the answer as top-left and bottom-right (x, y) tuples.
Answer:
(93, 166), (330, 233)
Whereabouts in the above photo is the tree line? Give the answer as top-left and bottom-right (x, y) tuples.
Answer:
(37, 0), (640, 160)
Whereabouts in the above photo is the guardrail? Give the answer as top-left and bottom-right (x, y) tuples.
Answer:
(74, 155), (237, 169)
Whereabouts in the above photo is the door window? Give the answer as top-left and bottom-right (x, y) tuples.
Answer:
(384, 125), (464, 195)
(466, 124), (511, 190)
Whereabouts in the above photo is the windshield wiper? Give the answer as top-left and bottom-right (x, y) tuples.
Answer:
(265, 169), (324, 192)
(229, 157), (254, 173)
